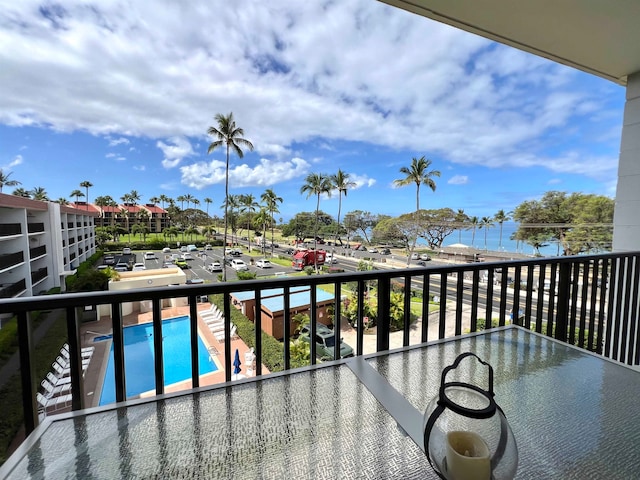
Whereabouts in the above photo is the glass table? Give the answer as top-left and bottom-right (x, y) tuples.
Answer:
(2, 326), (639, 479)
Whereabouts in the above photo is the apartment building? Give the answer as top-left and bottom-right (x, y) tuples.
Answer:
(0, 193), (98, 299)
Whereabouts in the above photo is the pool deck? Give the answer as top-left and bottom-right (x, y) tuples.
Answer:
(77, 301), (262, 410)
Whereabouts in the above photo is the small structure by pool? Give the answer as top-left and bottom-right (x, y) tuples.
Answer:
(230, 286), (334, 340)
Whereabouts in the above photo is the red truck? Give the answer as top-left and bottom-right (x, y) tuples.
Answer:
(292, 249), (326, 270)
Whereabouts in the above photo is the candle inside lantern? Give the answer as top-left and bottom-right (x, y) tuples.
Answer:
(445, 431), (491, 480)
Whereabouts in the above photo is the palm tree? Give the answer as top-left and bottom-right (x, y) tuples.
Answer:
(80, 180), (93, 210)
(12, 187), (30, 198)
(329, 169), (356, 253)
(393, 156), (440, 265)
(494, 209), (511, 249)
(183, 193), (194, 210)
(70, 189), (84, 205)
(207, 112), (254, 281)
(254, 207), (270, 254)
(192, 198), (200, 210)
(159, 194), (170, 210)
(176, 195), (186, 210)
(56, 197), (69, 205)
(0, 170), (21, 193)
(261, 189), (283, 257)
(240, 194), (259, 252)
(30, 187), (49, 201)
(479, 216), (495, 250)
(469, 216), (479, 247)
(204, 197), (213, 221)
(226, 194), (242, 246)
(393, 156), (440, 211)
(455, 209), (469, 244)
(301, 173), (332, 272)
(128, 190), (141, 205)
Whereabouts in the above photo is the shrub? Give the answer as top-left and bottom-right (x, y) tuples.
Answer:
(236, 271), (257, 281)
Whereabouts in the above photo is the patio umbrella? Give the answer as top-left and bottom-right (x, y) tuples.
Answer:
(233, 348), (242, 375)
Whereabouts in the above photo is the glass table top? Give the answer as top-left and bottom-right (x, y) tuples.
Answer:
(3, 327), (639, 479)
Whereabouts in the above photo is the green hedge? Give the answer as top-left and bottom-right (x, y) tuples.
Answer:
(210, 295), (286, 373)
(102, 239), (223, 252)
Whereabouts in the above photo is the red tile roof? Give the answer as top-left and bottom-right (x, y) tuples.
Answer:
(142, 204), (167, 214)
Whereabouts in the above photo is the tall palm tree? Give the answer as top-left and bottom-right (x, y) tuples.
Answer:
(393, 156), (440, 265)
(329, 169), (356, 252)
(176, 195), (186, 210)
(393, 156), (440, 211)
(0, 170), (21, 193)
(260, 189), (283, 257)
(159, 194), (170, 210)
(479, 216), (495, 250)
(56, 197), (69, 205)
(301, 173), (332, 272)
(204, 197), (213, 221)
(128, 190), (141, 205)
(207, 112), (254, 281)
(494, 209), (511, 249)
(192, 198), (200, 210)
(469, 216), (479, 247)
(80, 180), (93, 210)
(225, 194), (242, 246)
(183, 193), (195, 210)
(254, 207), (270, 253)
(240, 194), (259, 252)
(70, 189), (84, 205)
(455, 209), (469, 244)
(149, 196), (160, 206)
(12, 187), (30, 198)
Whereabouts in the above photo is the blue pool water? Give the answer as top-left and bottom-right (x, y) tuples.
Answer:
(99, 316), (217, 405)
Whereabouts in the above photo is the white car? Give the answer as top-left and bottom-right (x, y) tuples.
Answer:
(368, 247), (378, 253)
(255, 259), (272, 268)
(207, 262), (222, 272)
(132, 263), (146, 271)
(162, 247), (171, 253)
(411, 253), (419, 260)
(230, 259), (249, 271)
(144, 252), (156, 260)
(122, 247), (132, 255)
(420, 253), (431, 261)
(182, 252), (193, 261)
(325, 254), (338, 264)
(204, 244), (213, 250)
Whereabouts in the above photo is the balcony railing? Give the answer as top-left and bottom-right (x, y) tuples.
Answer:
(26, 223), (44, 234)
(30, 267), (47, 284)
(0, 279), (26, 298)
(1, 251), (638, 440)
(29, 245), (46, 260)
(0, 251), (24, 270)
(0, 223), (21, 237)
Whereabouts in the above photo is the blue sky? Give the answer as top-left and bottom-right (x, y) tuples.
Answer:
(0, 1), (625, 221)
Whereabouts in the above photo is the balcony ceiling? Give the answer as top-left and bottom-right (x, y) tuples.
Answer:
(381, 0), (640, 85)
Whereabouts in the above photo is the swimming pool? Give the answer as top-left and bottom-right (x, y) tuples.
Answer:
(99, 316), (218, 405)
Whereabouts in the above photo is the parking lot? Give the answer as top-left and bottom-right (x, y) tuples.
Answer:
(102, 247), (293, 282)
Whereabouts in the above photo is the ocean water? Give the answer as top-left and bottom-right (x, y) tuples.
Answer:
(422, 222), (561, 257)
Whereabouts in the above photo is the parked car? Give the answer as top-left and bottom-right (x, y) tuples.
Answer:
(114, 263), (128, 272)
(132, 263), (146, 271)
(255, 259), (272, 268)
(380, 248), (391, 255)
(174, 259), (189, 269)
(368, 247), (378, 253)
(144, 252), (156, 260)
(411, 253), (419, 260)
(186, 278), (204, 285)
(299, 323), (354, 360)
(204, 244), (213, 250)
(187, 244), (198, 252)
(420, 253), (431, 261)
(230, 259), (249, 271)
(179, 246), (188, 252)
(97, 265), (109, 270)
(162, 247), (171, 253)
(122, 247), (132, 255)
(207, 262), (222, 272)
(182, 253), (193, 260)
(104, 255), (115, 265)
(325, 254), (338, 264)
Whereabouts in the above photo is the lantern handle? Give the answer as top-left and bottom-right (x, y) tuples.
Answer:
(439, 352), (494, 398)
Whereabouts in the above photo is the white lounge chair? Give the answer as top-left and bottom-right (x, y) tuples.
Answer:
(205, 317), (225, 327)
(63, 343), (95, 355)
(209, 323), (227, 334)
(201, 311), (223, 321)
(62, 345), (94, 358)
(60, 347), (93, 362)
(214, 324), (237, 342)
(47, 371), (71, 386)
(41, 378), (71, 397)
(36, 392), (72, 412)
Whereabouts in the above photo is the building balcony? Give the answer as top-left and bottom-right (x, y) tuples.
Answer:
(0, 279), (26, 299)
(0, 223), (21, 238)
(30, 267), (47, 285)
(0, 251), (24, 271)
(29, 245), (46, 260)
(26, 223), (44, 234)
(0, 252), (639, 477)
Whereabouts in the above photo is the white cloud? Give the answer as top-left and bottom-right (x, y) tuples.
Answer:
(107, 137), (130, 147)
(116, 156), (126, 162)
(448, 175), (468, 185)
(180, 157), (310, 190)
(133, 165), (146, 171)
(157, 136), (194, 169)
(547, 178), (561, 184)
(3, 155), (23, 168)
(348, 173), (376, 189)
(105, 153), (116, 158)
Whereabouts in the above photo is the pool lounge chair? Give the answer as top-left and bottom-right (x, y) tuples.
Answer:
(62, 344), (94, 359)
(205, 317), (225, 327)
(208, 322), (229, 334)
(201, 310), (223, 321)
(41, 378), (72, 397)
(214, 325), (237, 342)
(36, 392), (72, 413)
(62, 343), (95, 355)
(47, 371), (71, 386)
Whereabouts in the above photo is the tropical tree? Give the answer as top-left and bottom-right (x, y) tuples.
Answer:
(479, 216), (495, 250)
(494, 209), (511, 249)
(163, 226), (179, 241)
(183, 193), (194, 210)
(469, 216), (479, 247)
(176, 195), (186, 210)
(455, 209), (469, 244)
(12, 187), (30, 198)
(56, 197), (69, 205)
(204, 197), (213, 220)
(149, 196), (160, 206)
(240, 194), (259, 251)
(128, 190), (141, 205)
(30, 187), (49, 201)
(254, 208), (270, 254)
(70, 189), (84, 205)
(192, 198), (200, 210)
(261, 188), (283, 257)
(207, 112), (254, 281)
(300, 173), (332, 272)
(132, 223), (150, 242)
(393, 156), (440, 265)
(330, 169), (356, 254)
(159, 194), (171, 210)
(80, 180), (93, 210)
(0, 170), (21, 193)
